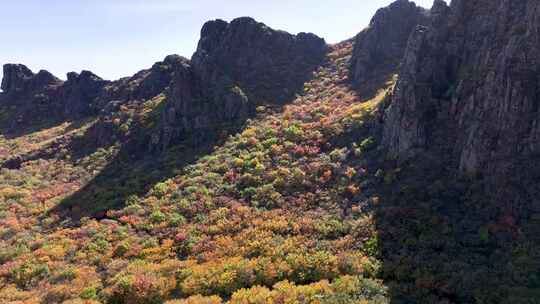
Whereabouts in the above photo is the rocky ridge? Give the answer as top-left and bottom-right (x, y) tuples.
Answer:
(350, 0), (429, 90)
(0, 56), (189, 129)
(345, 0), (540, 216)
(155, 17), (327, 150)
(0, 17), (327, 153)
(1, 1), (540, 303)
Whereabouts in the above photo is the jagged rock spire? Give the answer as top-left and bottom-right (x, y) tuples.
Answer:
(192, 17), (328, 105)
(2, 64), (36, 93)
(349, 0), (429, 88)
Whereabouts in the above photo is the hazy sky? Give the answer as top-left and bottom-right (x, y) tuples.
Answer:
(0, 0), (439, 83)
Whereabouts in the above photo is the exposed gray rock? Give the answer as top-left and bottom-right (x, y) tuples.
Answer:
(350, 0), (429, 89)
(1, 64), (61, 95)
(152, 17), (327, 151)
(382, 0), (540, 211)
(152, 51), (250, 152)
(192, 17), (328, 105)
(1, 64), (36, 93)
(99, 54), (185, 104)
(61, 70), (109, 116)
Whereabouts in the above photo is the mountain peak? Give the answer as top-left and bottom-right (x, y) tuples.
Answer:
(1, 63), (36, 93)
(1, 63), (62, 95)
(349, 0), (428, 89)
(192, 16), (327, 105)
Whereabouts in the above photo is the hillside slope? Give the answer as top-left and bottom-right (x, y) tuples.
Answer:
(1, 0), (540, 303)
(0, 40), (396, 303)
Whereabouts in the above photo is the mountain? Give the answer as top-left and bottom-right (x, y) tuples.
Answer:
(383, 0), (540, 209)
(0, 1), (539, 303)
(350, 0), (429, 90)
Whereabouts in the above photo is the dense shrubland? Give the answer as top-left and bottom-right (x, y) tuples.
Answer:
(2, 38), (538, 304)
(0, 42), (394, 303)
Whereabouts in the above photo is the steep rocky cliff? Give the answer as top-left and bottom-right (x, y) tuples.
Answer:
(350, 0), (428, 90)
(98, 54), (186, 105)
(192, 17), (327, 105)
(1, 65), (107, 116)
(381, 0), (540, 214)
(1, 64), (62, 95)
(151, 55), (250, 151)
(153, 17), (327, 150)
(0, 65), (65, 128)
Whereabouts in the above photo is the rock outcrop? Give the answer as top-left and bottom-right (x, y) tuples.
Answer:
(1, 64), (33, 93)
(0, 55), (189, 129)
(1, 64), (62, 96)
(1, 17), (327, 152)
(99, 54), (185, 104)
(350, 0), (428, 89)
(153, 57), (249, 151)
(192, 17), (328, 105)
(0, 64), (107, 124)
(61, 71), (110, 116)
(152, 17), (327, 150)
(0, 64), (65, 128)
(381, 0), (540, 212)
(2, 64), (46, 94)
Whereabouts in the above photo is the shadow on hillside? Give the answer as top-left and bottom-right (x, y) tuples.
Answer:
(295, 67), (539, 302)
(347, 69), (540, 302)
(368, 152), (540, 303)
(47, 59), (328, 224)
(48, 122), (238, 223)
(0, 115), (71, 141)
(352, 69), (397, 102)
(329, 73), (540, 302)
(46, 47), (332, 224)
(0, 94), (77, 139)
(0, 117), (99, 170)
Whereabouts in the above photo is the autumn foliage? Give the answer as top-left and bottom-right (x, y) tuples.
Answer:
(0, 42), (395, 303)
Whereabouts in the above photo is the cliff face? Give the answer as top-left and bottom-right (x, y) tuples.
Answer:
(98, 54), (186, 105)
(0, 65), (65, 128)
(153, 17), (327, 150)
(0, 64), (107, 127)
(153, 56), (250, 151)
(350, 0), (428, 89)
(192, 17), (328, 105)
(382, 0), (540, 211)
(61, 71), (110, 116)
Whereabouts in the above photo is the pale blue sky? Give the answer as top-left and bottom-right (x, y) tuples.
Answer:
(0, 0), (438, 83)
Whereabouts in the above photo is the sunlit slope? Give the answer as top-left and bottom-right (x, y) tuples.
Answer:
(0, 42), (396, 303)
